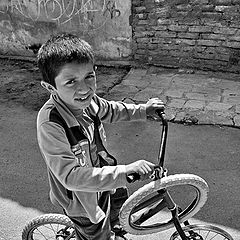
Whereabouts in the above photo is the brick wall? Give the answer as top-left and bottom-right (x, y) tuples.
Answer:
(132, 0), (240, 73)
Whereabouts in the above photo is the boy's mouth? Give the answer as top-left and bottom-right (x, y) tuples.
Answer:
(75, 94), (91, 102)
(76, 96), (88, 101)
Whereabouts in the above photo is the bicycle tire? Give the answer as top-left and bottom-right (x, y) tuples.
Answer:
(170, 224), (234, 240)
(22, 213), (74, 240)
(119, 174), (209, 235)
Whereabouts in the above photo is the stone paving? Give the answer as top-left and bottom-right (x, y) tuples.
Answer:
(104, 66), (240, 128)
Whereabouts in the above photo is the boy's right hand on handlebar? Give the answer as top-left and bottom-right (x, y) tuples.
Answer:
(125, 160), (155, 181)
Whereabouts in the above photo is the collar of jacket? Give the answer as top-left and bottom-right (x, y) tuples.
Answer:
(51, 93), (99, 128)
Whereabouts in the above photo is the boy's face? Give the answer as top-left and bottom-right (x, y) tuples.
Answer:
(46, 62), (97, 111)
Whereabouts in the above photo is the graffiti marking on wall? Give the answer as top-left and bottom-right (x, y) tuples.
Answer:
(0, 0), (121, 30)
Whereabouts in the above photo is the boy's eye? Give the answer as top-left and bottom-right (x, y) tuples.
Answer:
(66, 79), (76, 85)
(85, 74), (95, 80)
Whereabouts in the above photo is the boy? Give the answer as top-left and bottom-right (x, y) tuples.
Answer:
(37, 33), (165, 240)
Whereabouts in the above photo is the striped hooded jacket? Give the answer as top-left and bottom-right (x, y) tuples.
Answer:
(37, 94), (146, 223)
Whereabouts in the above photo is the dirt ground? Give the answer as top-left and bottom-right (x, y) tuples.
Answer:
(0, 58), (130, 111)
(1, 58), (239, 240)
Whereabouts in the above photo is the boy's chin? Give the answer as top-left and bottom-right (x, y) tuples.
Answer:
(74, 99), (91, 109)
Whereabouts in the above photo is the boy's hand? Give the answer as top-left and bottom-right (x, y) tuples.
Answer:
(146, 98), (165, 120)
(126, 160), (156, 181)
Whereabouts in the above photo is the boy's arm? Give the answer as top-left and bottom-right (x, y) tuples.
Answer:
(93, 95), (147, 123)
(38, 121), (128, 192)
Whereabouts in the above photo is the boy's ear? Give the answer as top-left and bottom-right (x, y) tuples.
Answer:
(41, 81), (56, 93)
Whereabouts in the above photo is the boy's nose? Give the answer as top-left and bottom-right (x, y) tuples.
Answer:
(76, 81), (89, 93)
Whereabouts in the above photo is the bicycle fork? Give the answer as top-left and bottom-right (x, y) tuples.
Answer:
(159, 189), (190, 240)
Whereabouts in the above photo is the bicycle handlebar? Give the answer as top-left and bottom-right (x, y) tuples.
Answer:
(126, 110), (167, 183)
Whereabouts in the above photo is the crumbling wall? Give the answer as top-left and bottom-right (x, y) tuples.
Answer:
(132, 0), (240, 73)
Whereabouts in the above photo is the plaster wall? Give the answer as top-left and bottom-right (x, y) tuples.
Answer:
(0, 0), (132, 60)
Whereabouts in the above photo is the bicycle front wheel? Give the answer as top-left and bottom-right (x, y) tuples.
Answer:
(119, 174), (209, 235)
(170, 224), (234, 240)
(22, 214), (75, 240)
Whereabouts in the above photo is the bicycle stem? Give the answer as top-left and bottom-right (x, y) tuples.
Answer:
(156, 110), (168, 168)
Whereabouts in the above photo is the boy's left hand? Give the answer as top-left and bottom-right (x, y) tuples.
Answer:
(146, 98), (165, 120)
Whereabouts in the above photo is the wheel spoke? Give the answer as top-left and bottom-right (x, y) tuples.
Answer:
(49, 223), (57, 234)
(34, 228), (50, 240)
(31, 223), (71, 240)
(209, 232), (221, 240)
(206, 230), (211, 239)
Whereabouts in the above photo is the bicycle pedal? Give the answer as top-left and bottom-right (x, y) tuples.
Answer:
(56, 230), (70, 240)
(151, 166), (167, 180)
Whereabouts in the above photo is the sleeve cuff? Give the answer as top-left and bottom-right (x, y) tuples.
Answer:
(139, 104), (147, 120)
(117, 165), (128, 186)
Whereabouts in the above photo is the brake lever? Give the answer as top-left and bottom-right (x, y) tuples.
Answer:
(126, 172), (140, 183)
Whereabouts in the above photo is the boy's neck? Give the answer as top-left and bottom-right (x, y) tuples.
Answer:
(70, 107), (84, 117)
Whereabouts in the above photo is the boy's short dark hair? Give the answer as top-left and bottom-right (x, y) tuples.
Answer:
(37, 33), (95, 88)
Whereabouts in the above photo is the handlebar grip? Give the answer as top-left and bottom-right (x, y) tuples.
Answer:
(155, 109), (164, 116)
(126, 172), (141, 183)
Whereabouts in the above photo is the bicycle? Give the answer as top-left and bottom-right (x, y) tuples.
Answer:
(22, 110), (234, 240)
